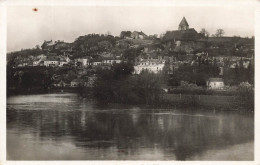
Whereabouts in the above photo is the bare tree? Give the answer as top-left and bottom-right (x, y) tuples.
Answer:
(215, 29), (225, 37)
(200, 28), (209, 37)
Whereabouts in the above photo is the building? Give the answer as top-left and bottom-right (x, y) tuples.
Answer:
(102, 57), (122, 65)
(43, 56), (60, 67)
(33, 59), (42, 66)
(133, 59), (166, 74)
(76, 57), (90, 66)
(207, 78), (224, 90)
(163, 17), (199, 41)
(178, 17), (189, 30)
(131, 31), (147, 39)
(71, 79), (85, 87)
(89, 59), (102, 66)
(59, 60), (68, 67)
(36, 54), (47, 59)
(52, 80), (70, 87)
(33, 54), (46, 66)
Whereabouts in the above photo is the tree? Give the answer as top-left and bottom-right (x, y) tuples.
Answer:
(237, 82), (254, 111)
(215, 29), (225, 37)
(200, 28), (209, 37)
(120, 31), (132, 39)
(112, 62), (134, 80)
(133, 71), (163, 104)
(97, 41), (112, 51)
(35, 45), (41, 50)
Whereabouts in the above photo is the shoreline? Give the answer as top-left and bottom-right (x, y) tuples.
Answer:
(7, 91), (254, 112)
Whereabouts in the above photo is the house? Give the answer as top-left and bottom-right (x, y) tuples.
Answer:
(207, 78), (224, 90)
(133, 59), (165, 74)
(39, 61), (44, 66)
(58, 55), (70, 67)
(102, 57), (122, 65)
(76, 57), (90, 66)
(52, 79), (70, 87)
(71, 79), (85, 87)
(59, 59), (68, 67)
(33, 55), (46, 66)
(36, 54), (46, 59)
(44, 56), (60, 67)
(131, 31), (147, 39)
(89, 59), (102, 66)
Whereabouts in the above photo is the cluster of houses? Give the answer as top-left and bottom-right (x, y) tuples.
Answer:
(51, 74), (97, 88)
(12, 17), (254, 91)
(17, 53), (125, 68)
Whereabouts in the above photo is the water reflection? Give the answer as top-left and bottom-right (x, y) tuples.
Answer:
(7, 93), (254, 160)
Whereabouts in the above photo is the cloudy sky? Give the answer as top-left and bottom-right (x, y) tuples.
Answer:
(7, 5), (255, 52)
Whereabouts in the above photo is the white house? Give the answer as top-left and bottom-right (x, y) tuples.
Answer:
(36, 54), (46, 59)
(82, 58), (89, 66)
(102, 57), (122, 65)
(58, 56), (70, 67)
(44, 56), (60, 67)
(207, 78), (224, 90)
(33, 55), (46, 66)
(133, 59), (165, 74)
(76, 57), (90, 66)
(59, 60), (68, 67)
(33, 59), (42, 66)
(89, 59), (102, 66)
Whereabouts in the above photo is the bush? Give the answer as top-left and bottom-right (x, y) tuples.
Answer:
(236, 82), (254, 111)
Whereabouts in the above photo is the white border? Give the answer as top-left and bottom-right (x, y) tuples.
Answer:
(1, 0), (260, 165)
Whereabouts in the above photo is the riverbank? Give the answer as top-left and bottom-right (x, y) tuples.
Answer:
(7, 88), (254, 112)
(96, 93), (253, 112)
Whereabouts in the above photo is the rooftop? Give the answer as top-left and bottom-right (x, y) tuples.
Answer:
(179, 17), (189, 27)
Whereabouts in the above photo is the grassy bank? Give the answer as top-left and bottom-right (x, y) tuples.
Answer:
(157, 94), (254, 112)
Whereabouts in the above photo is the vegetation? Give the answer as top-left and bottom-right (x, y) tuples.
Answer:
(236, 82), (254, 111)
(93, 63), (164, 105)
(215, 29), (225, 37)
(168, 61), (220, 86)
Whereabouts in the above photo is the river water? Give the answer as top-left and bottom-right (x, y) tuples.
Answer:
(7, 93), (254, 160)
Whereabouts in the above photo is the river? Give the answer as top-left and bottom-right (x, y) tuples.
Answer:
(7, 93), (254, 160)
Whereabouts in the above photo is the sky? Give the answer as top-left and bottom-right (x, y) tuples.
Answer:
(7, 5), (255, 52)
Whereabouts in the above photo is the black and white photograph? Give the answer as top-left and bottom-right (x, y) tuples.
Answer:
(1, 0), (260, 163)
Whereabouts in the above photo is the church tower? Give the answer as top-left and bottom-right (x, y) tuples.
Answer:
(178, 17), (189, 30)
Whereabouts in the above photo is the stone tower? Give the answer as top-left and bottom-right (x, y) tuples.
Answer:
(178, 17), (189, 30)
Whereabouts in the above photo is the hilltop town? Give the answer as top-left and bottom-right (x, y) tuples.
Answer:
(7, 17), (254, 101)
